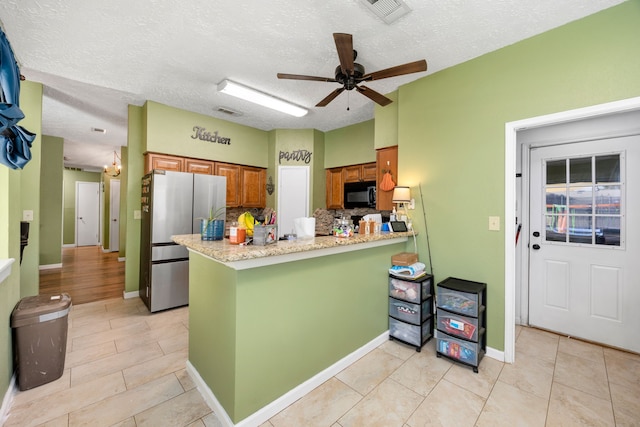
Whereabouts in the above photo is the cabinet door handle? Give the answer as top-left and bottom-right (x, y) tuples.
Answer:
(532, 244), (541, 250)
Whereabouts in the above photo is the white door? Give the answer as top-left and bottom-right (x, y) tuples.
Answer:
(110, 179), (120, 252)
(76, 181), (100, 246)
(529, 135), (639, 352)
(277, 166), (310, 238)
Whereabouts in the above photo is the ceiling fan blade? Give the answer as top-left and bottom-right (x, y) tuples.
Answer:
(277, 73), (336, 82)
(361, 59), (427, 81)
(355, 85), (393, 106)
(333, 33), (354, 76)
(316, 87), (345, 107)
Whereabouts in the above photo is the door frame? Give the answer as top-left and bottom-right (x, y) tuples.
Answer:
(109, 179), (121, 252)
(504, 95), (640, 364)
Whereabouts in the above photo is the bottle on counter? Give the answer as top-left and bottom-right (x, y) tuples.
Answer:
(390, 206), (397, 222)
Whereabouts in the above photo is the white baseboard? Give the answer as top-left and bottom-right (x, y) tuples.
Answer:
(117, 257), (125, 262)
(0, 374), (17, 426)
(39, 263), (63, 270)
(187, 331), (389, 427)
(123, 290), (140, 299)
(62, 244), (75, 248)
(486, 346), (505, 363)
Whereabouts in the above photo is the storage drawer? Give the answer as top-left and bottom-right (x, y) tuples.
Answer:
(436, 330), (483, 365)
(437, 308), (481, 341)
(389, 317), (432, 347)
(389, 297), (431, 325)
(389, 276), (432, 303)
(436, 288), (481, 317)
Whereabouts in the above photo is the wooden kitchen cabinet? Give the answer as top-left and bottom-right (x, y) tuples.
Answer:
(376, 146), (398, 210)
(343, 162), (377, 183)
(185, 159), (214, 175)
(144, 153), (184, 173)
(362, 162), (377, 181)
(326, 167), (344, 209)
(240, 166), (266, 208)
(214, 162), (241, 207)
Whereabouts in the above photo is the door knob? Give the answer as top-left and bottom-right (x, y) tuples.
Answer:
(532, 231), (540, 237)
(532, 244), (541, 250)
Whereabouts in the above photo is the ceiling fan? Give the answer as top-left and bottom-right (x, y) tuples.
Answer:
(277, 33), (427, 108)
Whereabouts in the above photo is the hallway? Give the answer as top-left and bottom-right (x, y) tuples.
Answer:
(39, 246), (124, 304)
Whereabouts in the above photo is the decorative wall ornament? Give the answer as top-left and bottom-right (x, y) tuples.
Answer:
(278, 149), (312, 164)
(266, 176), (274, 195)
(191, 126), (231, 145)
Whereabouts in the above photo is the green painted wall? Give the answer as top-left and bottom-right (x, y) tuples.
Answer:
(374, 92), (398, 149)
(144, 101), (269, 167)
(188, 241), (405, 423)
(324, 119), (375, 168)
(1, 80), (42, 398)
(312, 129), (326, 210)
(62, 170), (100, 245)
(396, 1), (640, 352)
(19, 80), (43, 298)
(119, 147), (128, 259)
(124, 106), (144, 294)
(39, 135), (64, 266)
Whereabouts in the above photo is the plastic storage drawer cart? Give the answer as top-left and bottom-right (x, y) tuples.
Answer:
(388, 274), (433, 351)
(11, 293), (72, 390)
(435, 277), (486, 372)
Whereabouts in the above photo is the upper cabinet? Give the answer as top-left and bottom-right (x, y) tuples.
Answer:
(214, 162), (241, 207)
(145, 153), (266, 208)
(342, 162), (377, 183)
(185, 159), (215, 175)
(145, 153), (184, 173)
(240, 166), (266, 208)
(326, 168), (344, 209)
(376, 146), (398, 211)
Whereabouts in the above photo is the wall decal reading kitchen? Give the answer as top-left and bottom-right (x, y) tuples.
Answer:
(279, 149), (312, 164)
(191, 126), (231, 145)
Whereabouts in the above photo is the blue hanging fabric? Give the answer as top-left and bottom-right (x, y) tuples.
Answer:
(0, 27), (36, 170)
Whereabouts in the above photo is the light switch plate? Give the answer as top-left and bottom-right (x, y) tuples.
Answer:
(22, 210), (34, 221)
(489, 216), (500, 231)
(134, 210), (142, 220)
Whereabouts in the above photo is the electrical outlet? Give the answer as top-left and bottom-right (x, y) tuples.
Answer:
(489, 216), (500, 231)
(22, 210), (34, 221)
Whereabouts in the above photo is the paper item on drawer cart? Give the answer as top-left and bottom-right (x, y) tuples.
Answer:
(389, 262), (426, 277)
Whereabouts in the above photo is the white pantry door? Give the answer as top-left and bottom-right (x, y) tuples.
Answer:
(277, 166), (309, 238)
(76, 181), (100, 246)
(529, 135), (639, 353)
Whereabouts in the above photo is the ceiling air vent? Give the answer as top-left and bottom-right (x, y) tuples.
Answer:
(216, 106), (243, 116)
(361, 0), (411, 24)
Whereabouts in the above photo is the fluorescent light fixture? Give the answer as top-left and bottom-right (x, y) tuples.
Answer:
(217, 79), (308, 117)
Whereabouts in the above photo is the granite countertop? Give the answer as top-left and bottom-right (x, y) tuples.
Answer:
(172, 231), (414, 264)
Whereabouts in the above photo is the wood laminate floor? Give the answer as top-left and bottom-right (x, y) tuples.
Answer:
(39, 246), (125, 304)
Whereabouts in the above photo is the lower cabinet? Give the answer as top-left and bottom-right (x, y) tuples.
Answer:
(388, 274), (434, 352)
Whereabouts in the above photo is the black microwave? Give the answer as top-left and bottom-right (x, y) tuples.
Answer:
(344, 181), (376, 208)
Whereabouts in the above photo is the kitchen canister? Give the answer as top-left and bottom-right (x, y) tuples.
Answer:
(229, 223), (246, 244)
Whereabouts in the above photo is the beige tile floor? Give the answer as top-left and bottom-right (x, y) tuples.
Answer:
(5, 297), (639, 426)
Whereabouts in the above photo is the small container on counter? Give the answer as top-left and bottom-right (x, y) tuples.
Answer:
(229, 222), (247, 245)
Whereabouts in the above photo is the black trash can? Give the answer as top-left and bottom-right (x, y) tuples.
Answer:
(11, 293), (72, 391)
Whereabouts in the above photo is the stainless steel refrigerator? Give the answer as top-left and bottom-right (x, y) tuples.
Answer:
(140, 170), (226, 312)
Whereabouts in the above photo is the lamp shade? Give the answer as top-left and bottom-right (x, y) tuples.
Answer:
(391, 186), (411, 202)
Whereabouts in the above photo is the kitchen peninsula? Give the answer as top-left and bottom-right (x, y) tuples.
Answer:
(173, 231), (413, 425)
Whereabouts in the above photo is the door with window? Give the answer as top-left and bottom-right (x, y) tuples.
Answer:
(529, 135), (639, 353)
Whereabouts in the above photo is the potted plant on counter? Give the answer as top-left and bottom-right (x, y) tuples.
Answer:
(200, 206), (226, 241)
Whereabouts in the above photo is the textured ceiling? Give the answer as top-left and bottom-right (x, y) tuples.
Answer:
(0, 0), (625, 170)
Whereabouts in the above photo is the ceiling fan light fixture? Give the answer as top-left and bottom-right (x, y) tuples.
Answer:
(217, 79), (308, 117)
